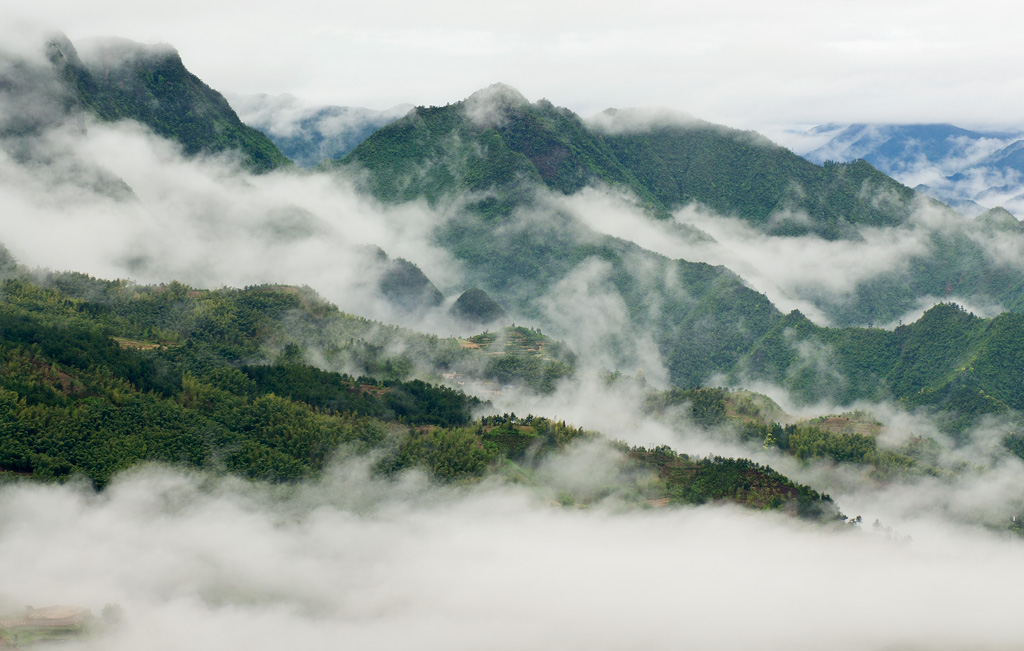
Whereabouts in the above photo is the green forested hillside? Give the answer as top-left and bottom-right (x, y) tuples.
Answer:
(3, 254), (1021, 513)
(334, 86), (919, 237)
(0, 274), (481, 486)
(806, 207), (1024, 327)
(326, 87), (1024, 407)
(596, 119), (1024, 328)
(594, 111), (918, 239)
(0, 269), (562, 392)
(451, 287), (506, 324)
(0, 268), (837, 518)
(738, 302), (1024, 429)
(4, 59), (1024, 522)
(331, 84), (665, 213)
(643, 387), (954, 481)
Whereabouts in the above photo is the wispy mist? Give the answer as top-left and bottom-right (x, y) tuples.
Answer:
(0, 114), (479, 336)
(554, 184), (1020, 327)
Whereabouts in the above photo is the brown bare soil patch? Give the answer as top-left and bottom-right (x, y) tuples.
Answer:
(809, 415), (882, 437)
(358, 384), (391, 398)
(26, 360), (85, 397)
(112, 337), (166, 351)
(259, 285), (301, 294)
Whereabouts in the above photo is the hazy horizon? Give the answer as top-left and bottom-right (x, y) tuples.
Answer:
(6, 0), (1024, 137)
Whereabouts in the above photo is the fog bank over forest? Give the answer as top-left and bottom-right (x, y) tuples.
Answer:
(3, 465), (1024, 651)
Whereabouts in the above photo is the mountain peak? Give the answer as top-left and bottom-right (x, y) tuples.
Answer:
(975, 206), (1023, 232)
(43, 32), (83, 68)
(75, 36), (179, 71)
(462, 83), (529, 127)
(0, 32), (294, 172)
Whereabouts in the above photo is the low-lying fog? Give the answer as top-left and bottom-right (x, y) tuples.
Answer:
(3, 462), (1023, 651)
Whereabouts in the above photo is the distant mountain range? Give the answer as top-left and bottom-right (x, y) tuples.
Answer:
(226, 93), (411, 168)
(801, 123), (1024, 217)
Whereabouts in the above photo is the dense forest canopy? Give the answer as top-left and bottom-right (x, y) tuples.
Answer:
(0, 267), (842, 521)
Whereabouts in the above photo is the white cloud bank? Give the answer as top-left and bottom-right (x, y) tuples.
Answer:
(4, 464), (1024, 651)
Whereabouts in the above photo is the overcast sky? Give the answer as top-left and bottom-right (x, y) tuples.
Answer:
(8, 0), (1024, 133)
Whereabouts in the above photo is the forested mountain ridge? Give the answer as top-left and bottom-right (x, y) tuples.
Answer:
(3, 39), (1024, 528)
(318, 85), (1024, 400)
(805, 204), (1024, 327)
(1, 33), (291, 171)
(321, 86), (798, 388)
(329, 84), (668, 215)
(0, 259), (572, 395)
(735, 302), (1024, 429)
(12, 35), (1018, 338)
(8, 249), (1014, 430)
(333, 84), (919, 238)
(592, 109), (919, 239)
(5, 257), (1019, 521)
(5, 253), (1024, 522)
(638, 385), (1020, 486)
(0, 264), (838, 519)
(6, 43), (1024, 416)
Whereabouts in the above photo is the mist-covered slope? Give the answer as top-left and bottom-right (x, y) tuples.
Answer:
(802, 204), (1024, 327)
(334, 84), (1024, 332)
(6, 44), (1024, 408)
(321, 85), (791, 387)
(592, 109), (919, 239)
(739, 302), (1024, 426)
(334, 85), (920, 239)
(326, 83), (1024, 384)
(1, 33), (291, 171)
(325, 84), (1024, 408)
(327, 85), (919, 386)
(9, 26), (1024, 651)
(331, 84), (668, 213)
(0, 33), (471, 336)
(4, 38), (1024, 422)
